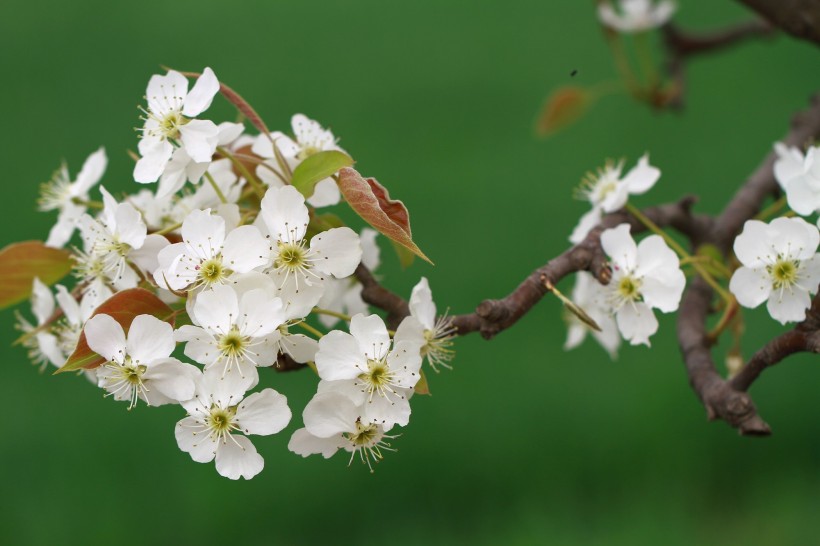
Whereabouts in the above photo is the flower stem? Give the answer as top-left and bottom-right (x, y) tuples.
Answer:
(311, 307), (352, 322)
(625, 203), (733, 303)
(71, 198), (103, 209)
(154, 221), (183, 236)
(217, 146), (266, 199)
(203, 171), (228, 204)
(295, 321), (325, 339)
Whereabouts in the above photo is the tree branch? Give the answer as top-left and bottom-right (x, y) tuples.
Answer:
(734, 0), (820, 47)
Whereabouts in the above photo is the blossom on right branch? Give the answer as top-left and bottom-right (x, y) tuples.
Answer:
(729, 217), (820, 324)
(773, 143), (820, 216)
(597, 0), (676, 33)
(600, 223), (685, 345)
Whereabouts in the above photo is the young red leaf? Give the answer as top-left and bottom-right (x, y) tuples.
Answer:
(536, 85), (592, 137)
(337, 167), (433, 265)
(0, 241), (73, 310)
(56, 288), (176, 373)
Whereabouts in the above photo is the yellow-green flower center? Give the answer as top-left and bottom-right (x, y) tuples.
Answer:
(207, 406), (237, 434)
(277, 243), (306, 269)
(218, 327), (247, 358)
(617, 275), (641, 301)
(769, 258), (799, 289)
(159, 111), (188, 140)
(198, 257), (226, 286)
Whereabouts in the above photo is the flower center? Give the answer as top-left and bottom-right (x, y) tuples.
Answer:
(343, 418), (397, 473)
(207, 406), (237, 435)
(768, 257), (799, 289)
(617, 275), (641, 301)
(358, 358), (399, 400)
(197, 257), (227, 287)
(101, 356), (149, 410)
(159, 111), (187, 140)
(276, 242), (307, 269)
(218, 327), (247, 358)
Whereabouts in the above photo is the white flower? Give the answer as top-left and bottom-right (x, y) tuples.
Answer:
(259, 185), (362, 294)
(15, 278), (63, 370)
(134, 68), (220, 192)
(154, 209), (269, 291)
(317, 228), (380, 328)
(314, 314), (423, 429)
(176, 370), (291, 480)
(77, 187), (147, 290)
(252, 114), (345, 207)
(564, 271), (621, 359)
(175, 283), (289, 385)
(773, 143), (820, 216)
(84, 314), (199, 409)
(394, 277), (455, 371)
(39, 148), (107, 248)
(598, 0), (676, 33)
(570, 154), (660, 244)
(729, 217), (820, 324)
(289, 391), (397, 472)
(600, 224), (685, 345)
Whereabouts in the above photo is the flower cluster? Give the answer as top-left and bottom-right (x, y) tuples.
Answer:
(16, 67), (454, 479)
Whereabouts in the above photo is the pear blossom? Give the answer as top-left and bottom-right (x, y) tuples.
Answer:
(77, 187), (147, 290)
(175, 369), (291, 480)
(314, 314), (423, 428)
(252, 114), (346, 207)
(394, 277), (456, 371)
(154, 209), (269, 291)
(729, 217), (820, 324)
(773, 143), (820, 216)
(289, 391), (397, 472)
(570, 154), (660, 244)
(52, 283), (110, 357)
(600, 224), (686, 345)
(259, 185), (362, 294)
(564, 272), (621, 359)
(15, 278), (63, 370)
(175, 283), (290, 385)
(39, 148), (107, 248)
(134, 68), (220, 194)
(84, 314), (199, 409)
(598, 0), (676, 33)
(317, 228), (380, 328)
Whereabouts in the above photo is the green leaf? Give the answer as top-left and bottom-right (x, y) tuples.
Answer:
(56, 288), (176, 374)
(292, 151), (354, 198)
(337, 167), (433, 265)
(0, 241), (73, 310)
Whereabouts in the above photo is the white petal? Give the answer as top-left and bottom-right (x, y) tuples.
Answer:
(181, 209), (226, 258)
(134, 140), (173, 183)
(126, 314), (175, 364)
(114, 203), (147, 249)
(216, 122), (245, 146)
(84, 314), (126, 363)
(198, 367), (254, 408)
(31, 278), (55, 325)
(362, 390), (411, 428)
(143, 358), (199, 404)
(303, 391), (359, 438)
(215, 435), (264, 480)
(615, 302), (658, 346)
(182, 67), (219, 117)
(72, 147), (108, 196)
(146, 70), (188, 115)
(309, 227), (362, 278)
(193, 284), (239, 334)
(569, 207), (602, 244)
(288, 428), (341, 458)
(236, 389), (291, 436)
(733, 220), (775, 268)
(601, 223), (637, 270)
(306, 178), (341, 208)
(767, 287), (811, 324)
(349, 313), (390, 360)
(54, 285), (81, 326)
(359, 228), (381, 271)
(179, 119), (219, 163)
(260, 185), (309, 243)
(729, 266), (771, 308)
(222, 225), (269, 273)
(770, 217), (819, 260)
(175, 416), (216, 463)
(622, 153), (660, 194)
(315, 330), (364, 381)
(129, 233), (170, 275)
(280, 333), (319, 363)
(238, 289), (285, 337)
(408, 277), (437, 330)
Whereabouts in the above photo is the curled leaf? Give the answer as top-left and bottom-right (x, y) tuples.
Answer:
(0, 241), (73, 310)
(56, 289), (177, 373)
(536, 86), (593, 137)
(337, 167), (432, 265)
(292, 151), (354, 198)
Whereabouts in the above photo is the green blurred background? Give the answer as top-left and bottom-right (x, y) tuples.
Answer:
(1, 0), (819, 544)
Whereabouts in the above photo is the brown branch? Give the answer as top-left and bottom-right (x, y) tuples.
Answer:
(674, 93), (820, 435)
(730, 294), (820, 391)
(662, 20), (775, 109)
(735, 0), (820, 47)
(449, 196), (710, 339)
